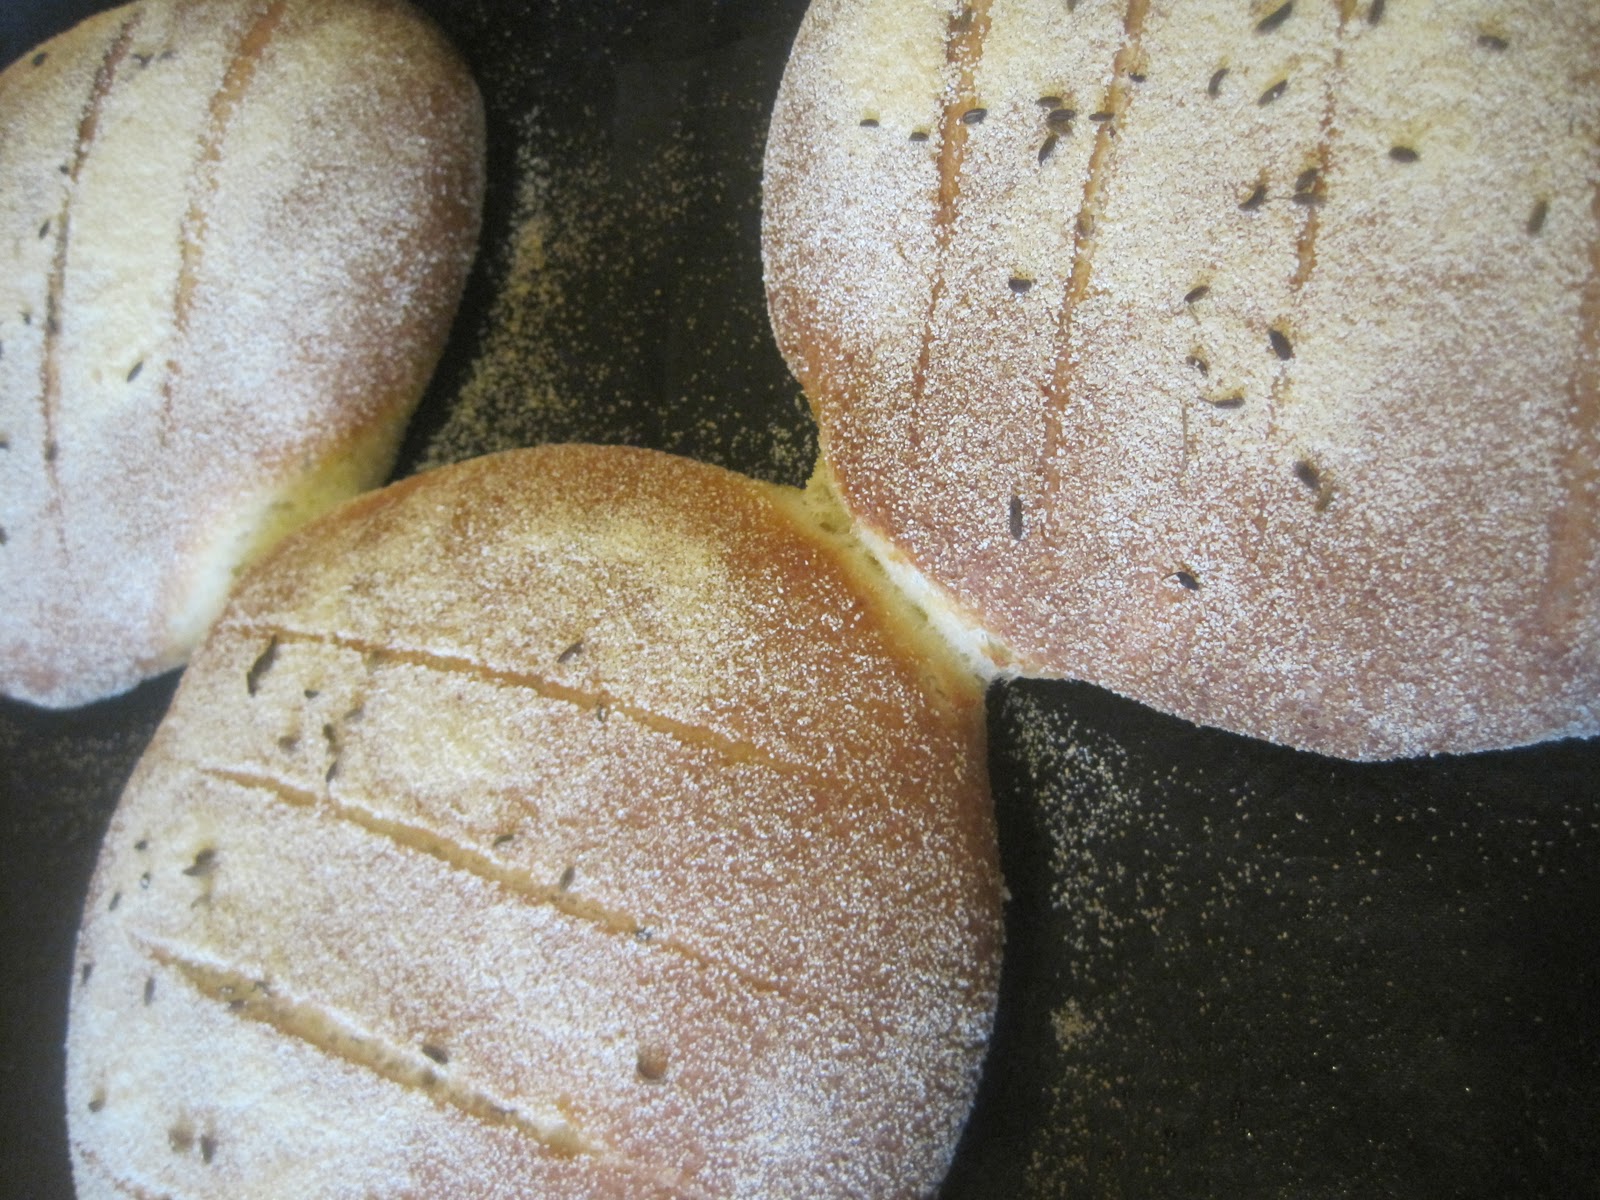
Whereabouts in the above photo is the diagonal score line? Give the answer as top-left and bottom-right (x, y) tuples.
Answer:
(131, 935), (716, 1198)
(160, 0), (288, 440)
(137, 936), (603, 1157)
(228, 621), (829, 786)
(200, 764), (801, 1005)
(39, 11), (143, 544)
(1269, 4), (1351, 445)
(908, 0), (994, 435)
(1041, 0), (1152, 507)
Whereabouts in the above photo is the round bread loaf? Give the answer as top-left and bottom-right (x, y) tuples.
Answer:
(65, 444), (1002, 1199)
(762, 0), (1600, 760)
(0, 0), (485, 709)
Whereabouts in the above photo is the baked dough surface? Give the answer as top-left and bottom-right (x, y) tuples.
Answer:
(0, 0), (484, 708)
(763, 0), (1600, 759)
(66, 444), (1002, 1199)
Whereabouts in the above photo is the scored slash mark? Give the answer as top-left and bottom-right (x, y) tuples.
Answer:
(39, 13), (144, 542)
(906, 0), (994, 439)
(199, 764), (802, 1005)
(161, 0), (289, 440)
(137, 936), (616, 1164)
(1041, 0), (1153, 506)
(231, 622), (820, 782)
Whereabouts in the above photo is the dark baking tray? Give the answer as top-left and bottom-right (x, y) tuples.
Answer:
(3, 3), (1597, 1197)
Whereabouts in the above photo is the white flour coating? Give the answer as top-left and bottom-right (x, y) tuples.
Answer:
(763, 0), (1600, 760)
(66, 445), (1003, 1200)
(0, 0), (483, 708)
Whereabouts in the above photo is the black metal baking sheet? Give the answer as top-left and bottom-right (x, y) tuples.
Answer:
(3, 3), (1597, 1198)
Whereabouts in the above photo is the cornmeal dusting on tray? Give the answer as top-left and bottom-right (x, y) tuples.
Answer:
(419, 56), (816, 487)
(978, 674), (1600, 1198)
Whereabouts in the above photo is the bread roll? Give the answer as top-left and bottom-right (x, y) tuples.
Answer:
(0, 0), (485, 709)
(65, 444), (1002, 1199)
(762, 0), (1600, 760)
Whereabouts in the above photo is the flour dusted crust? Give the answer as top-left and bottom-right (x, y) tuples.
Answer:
(66, 444), (1002, 1199)
(0, 0), (485, 709)
(763, 0), (1600, 760)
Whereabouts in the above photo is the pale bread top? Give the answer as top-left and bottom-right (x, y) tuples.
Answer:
(0, 0), (484, 709)
(763, 0), (1600, 760)
(66, 444), (1003, 1199)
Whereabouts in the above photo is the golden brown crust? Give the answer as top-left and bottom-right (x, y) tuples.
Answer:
(66, 444), (1002, 1198)
(0, 0), (485, 709)
(763, 0), (1600, 760)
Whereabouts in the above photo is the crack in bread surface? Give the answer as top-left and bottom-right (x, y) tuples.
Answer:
(201, 764), (800, 1003)
(908, 0), (994, 439)
(1041, 0), (1151, 509)
(160, 0), (288, 439)
(138, 937), (616, 1161)
(39, 11), (143, 540)
(1269, 5), (1351, 444)
(234, 622), (828, 784)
